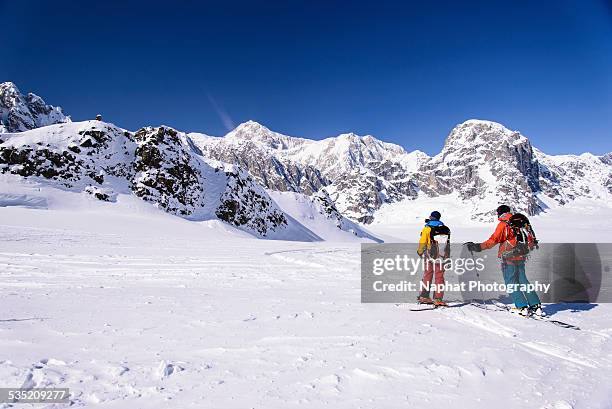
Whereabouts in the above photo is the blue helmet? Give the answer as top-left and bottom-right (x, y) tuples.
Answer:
(430, 211), (441, 220)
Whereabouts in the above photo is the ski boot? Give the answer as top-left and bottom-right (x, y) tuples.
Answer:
(433, 298), (448, 307)
(511, 306), (530, 316)
(529, 304), (546, 317)
(417, 296), (433, 304)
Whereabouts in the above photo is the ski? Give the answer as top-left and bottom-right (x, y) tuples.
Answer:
(409, 305), (437, 311)
(469, 301), (503, 311)
(407, 301), (471, 311)
(490, 300), (581, 330)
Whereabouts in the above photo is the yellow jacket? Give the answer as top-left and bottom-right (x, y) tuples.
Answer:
(417, 225), (436, 256)
(417, 223), (450, 258)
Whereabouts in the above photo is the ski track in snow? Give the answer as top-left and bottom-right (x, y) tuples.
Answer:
(1, 222), (612, 408)
(440, 307), (602, 369)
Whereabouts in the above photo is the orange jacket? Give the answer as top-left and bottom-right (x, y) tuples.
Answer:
(480, 212), (524, 261)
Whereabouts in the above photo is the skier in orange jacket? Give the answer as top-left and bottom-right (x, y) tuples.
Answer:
(466, 205), (543, 317)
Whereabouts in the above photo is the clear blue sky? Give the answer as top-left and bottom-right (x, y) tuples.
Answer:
(1, 0), (611, 155)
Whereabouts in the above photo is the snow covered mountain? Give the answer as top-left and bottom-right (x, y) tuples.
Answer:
(189, 123), (326, 195)
(191, 121), (427, 223)
(192, 119), (611, 223)
(0, 82), (70, 133)
(1, 83), (609, 228)
(536, 149), (612, 205)
(416, 120), (611, 220)
(416, 120), (543, 220)
(0, 121), (319, 240)
(0, 118), (379, 241)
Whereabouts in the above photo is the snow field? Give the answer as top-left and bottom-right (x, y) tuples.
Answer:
(1, 206), (612, 408)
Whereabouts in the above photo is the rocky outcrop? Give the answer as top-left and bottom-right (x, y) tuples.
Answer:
(0, 82), (70, 133)
(0, 122), (131, 201)
(132, 127), (206, 217)
(216, 168), (288, 235)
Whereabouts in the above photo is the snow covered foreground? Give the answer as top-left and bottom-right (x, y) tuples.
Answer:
(1, 203), (612, 409)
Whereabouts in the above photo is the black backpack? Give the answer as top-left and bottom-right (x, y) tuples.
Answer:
(501, 213), (538, 259)
(427, 224), (451, 259)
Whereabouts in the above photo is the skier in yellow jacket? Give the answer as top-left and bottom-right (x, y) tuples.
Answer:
(417, 211), (451, 306)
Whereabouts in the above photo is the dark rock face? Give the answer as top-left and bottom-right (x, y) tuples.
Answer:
(329, 159), (420, 223)
(131, 127), (206, 216)
(216, 169), (287, 236)
(325, 170), (387, 224)
(0, 146), (79, 182)
(311, 190), (345, 227)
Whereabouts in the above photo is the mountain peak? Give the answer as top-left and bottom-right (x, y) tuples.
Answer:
(224, 120), (309, 151)
(0, 81), (70, 133)
(336, 132), (360, 140)
(238, 119), (270, 130)
(460, 118), (506, 127)
(444, 119), (529, 150)
(452, 119), (518, 137)
(226, 120), (273, 139)
(0, 81), (21, 94)
(334, 132), (389, 145)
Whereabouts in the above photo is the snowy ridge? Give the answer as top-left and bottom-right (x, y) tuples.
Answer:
(0, 119), (380, 242)
(194, 118), (611, 223)
(0, 82), (70, 133)
(224, 120), (311, 150)
(0, 121), (331, 241)
(535, 148), (612, 205)
(193, 124), (428, 223)
(1, 83), (610, 227)
(269, 190), (382, 242)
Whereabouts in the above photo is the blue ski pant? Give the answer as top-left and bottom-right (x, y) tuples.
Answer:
(501, 261), (541, 308)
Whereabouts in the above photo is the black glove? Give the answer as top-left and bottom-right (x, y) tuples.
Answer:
(465, 242), (482, 252)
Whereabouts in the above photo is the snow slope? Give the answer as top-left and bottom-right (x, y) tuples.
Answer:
(1, 206), (611, 408)
(269, 190), (381, 242)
